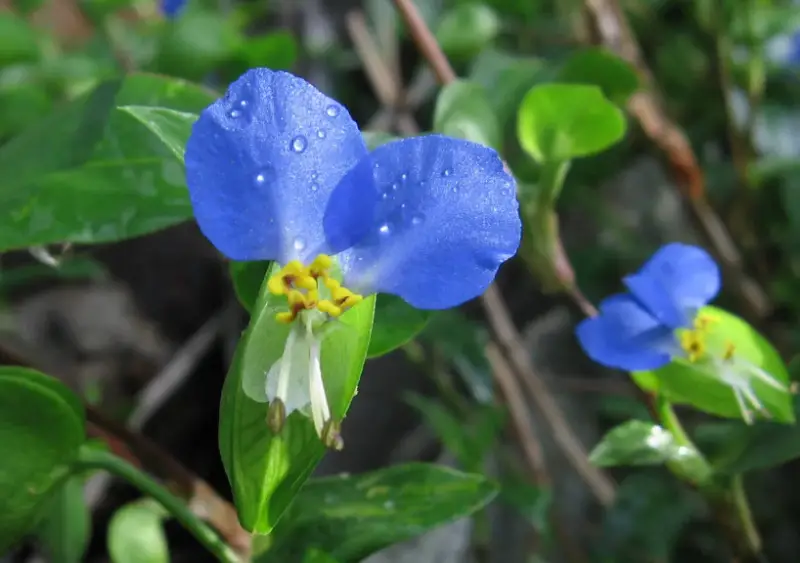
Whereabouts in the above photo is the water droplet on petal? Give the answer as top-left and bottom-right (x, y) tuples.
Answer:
(373, 162), (381, 170)
(391, 183), (399, 191)
(311, 172), (318, 180)
(326, 105), (340, 117)
(381, 193), (389, 200)
(293, 237), (306, 251)
(310, 183), (319, 192)
(442, 168), (452, 177)
(291, 136), (307, 153)
(378, 223), (391, 236)
(229, 109), (241, 118)
(255, 167), (275, 186)
(411, 213), (424, 226)
(317, 129), (326, 139)
(400, 173), (408, 181)
(452, 186), (459, 193)
(239, 100), (249, 108)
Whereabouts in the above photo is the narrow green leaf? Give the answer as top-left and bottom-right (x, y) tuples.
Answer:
(433, 80), (502, 151)
(0, 367), (86, 552)
(265, 464), (498, 562)
(37, 477), (90, 563)
(118, 106), (198, 163)
(517, 83), (626, 163)
(367, 294), (432, 358)
(0, 73), (215, 251)
(108, 500), (169, 563)
(557, 48), (639, 105)
(219, 263), (375, 533)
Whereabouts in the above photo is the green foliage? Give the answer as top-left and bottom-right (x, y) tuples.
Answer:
(517, 83), (627, 164)
(435, 3), (500, 60)
(0, 14), (40, 67)
(37, 477), (91, 563)
(368, 294), (433, 357)
(433, 79), (502, 151)
(0, 367), (85, 552)
(0, 74), (214, 251)
(219, 263), (375, 532)
(107, 500), (170, 563)
(264, 464), (498, 562)
(557, 48), (640, 105)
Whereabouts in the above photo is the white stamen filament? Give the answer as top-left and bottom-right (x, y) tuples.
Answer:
(307, 323), (330, 435)
(275, 328), (297, 403)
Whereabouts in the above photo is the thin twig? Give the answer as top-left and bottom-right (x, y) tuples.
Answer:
(486, 342), (550, 485)
(582, 0), (770, 321)
(390, 0), (617, 508)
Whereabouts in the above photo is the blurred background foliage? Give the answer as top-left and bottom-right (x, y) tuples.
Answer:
(3, 0), (800, 562)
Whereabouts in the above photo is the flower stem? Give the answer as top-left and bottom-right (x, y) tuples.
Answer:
(76, 445), (242, 563)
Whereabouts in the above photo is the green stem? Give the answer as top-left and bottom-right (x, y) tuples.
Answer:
(655, 394), (713, 485)
(77, 446), (242, 563)
(731, 475), (763, 558)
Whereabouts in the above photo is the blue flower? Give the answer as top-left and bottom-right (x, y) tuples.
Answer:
(185, 68), (521, 445)
(576, 243), (786, 423)
(161, 0), (187, 19)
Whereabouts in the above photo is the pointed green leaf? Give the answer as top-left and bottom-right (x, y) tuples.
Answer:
(264, 464), (498, 562)
(517, 83), (626, 163)
(219, 263), (375, 533)
(367, 294), (432, 358)
(118, 106), (198, 163)
(0, 367), (86, 552)
(433, 80), (502, 151)
(653, 306), (793, 423)
(0, 73), (215, 251)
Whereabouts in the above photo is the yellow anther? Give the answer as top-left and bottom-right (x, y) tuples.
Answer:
(282, 261), (304, 276)
(276, 311), (296, 324)
(324, 277), (340, 291)
(309, 254), (333, 275)
(294, 274), (317, 291)
(679, 330), (706, 363)
(318, 300), (343, 317)
(267, 274), (288, 296)
(331, 286), (351, 302)
(287, 290), (307, 308)
(341, 294), (362, 308)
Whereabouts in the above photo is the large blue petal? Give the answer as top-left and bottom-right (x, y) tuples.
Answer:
(576, 293), (676, 371)
(185, 68), (368, 264)
(624, 242), (720, 328)
(325, 135), (521, 309)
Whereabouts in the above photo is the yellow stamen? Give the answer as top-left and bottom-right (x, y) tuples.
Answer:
(267, 254), (362, 322)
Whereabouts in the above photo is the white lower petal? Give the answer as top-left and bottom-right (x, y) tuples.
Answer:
(265, 328), (312, 414)
(307, 326), (330, 435)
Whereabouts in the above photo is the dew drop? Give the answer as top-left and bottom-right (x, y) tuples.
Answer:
(442, 168), (452, 177)
(391, 183), (399, 191)
(229, 109), (241, 118)
(400, 173), (408, 181)
(326, 105), (340, 117)
(411, 213), (424, 226)
(293, 237), (306, 251)
(310, 183), (319, 192)
(291, 135), (308, 153)
(311, 172), (318, 180)
(239, 100), (249, 108)
(452, 186), (459, 193)
(317, 129), (327, 139)
(381, 192), (389, 200)
(378, 223), (391, 236)
(255, 167), (275, 186)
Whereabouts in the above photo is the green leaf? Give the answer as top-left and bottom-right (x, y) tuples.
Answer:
(0, 84), (53, 139)
(13, 0), (47, 15)
(557, 48), (639, 105)
(435, 3), (500, 60)
(237, 31), (297, 71)
(229, 260), (271, 314)
(219, 263), (376, 533)
(652, 306), (793, 423)
(590, 420), (702, 467)
(118, 106), (198, 163)
(37, 477), (90, 563)
(0, 14), (40, 66)
(108, 500), (169, 563)
(433, 80), (502, 151)
(367, 294), (432, 358)
(517, 83), (626, 163)
(0, 73), (215, 252)
(707, 395), (800, 474)
(303, 549), (341, 563)
(264, 464), (498, 562)
(0, 367), (86, 552)
(155, 9), (242, 81)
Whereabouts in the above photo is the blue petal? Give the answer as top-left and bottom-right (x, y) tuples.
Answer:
(161, 0), (187, 18)
(325, 135), (521, 309)
(575, 294), (675, 371)
(624, 242), (720, 328)
(185, 68), (368, 264)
